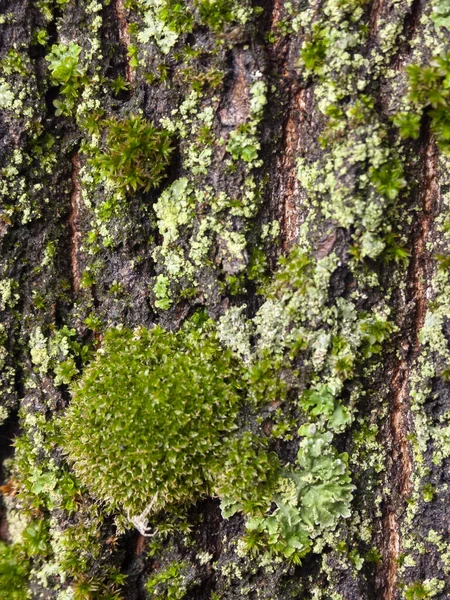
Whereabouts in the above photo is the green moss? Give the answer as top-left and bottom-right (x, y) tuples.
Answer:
(1, 0), (439, 589)
(392, 113), (421, 140)
(145, 561), (190, 599)
(369, 160), (406, 201)
(89, 115), (173, 193)
(395, 55), (450, 153)
(61, 324), (277, 522)
(301, 25), (329, 73)
(212, 241), (394, 566)
(46, 42), (85, 116)
(403, 579), (445, 599)
(8, 411), (125, 597)
(214, 432), (280, 514)
(196, 0), (236, 31)
(0, 542), (30, 600)
(365, 547), (382, 563)
(54, 511), (126, 599)
(422, 482), (435, 502)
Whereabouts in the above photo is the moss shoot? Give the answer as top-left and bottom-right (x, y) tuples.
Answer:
(61, 325), (277, 519)
(89, 115), (173, 193)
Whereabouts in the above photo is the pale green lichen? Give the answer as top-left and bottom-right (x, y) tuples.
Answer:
(29, 327), (82, 385)
(153, 178), (194, 246)
(217, 305), (254, 360)
(153, 274), (173, 310)
(0, 405), (8, 425)
(0, 278), (19, 311)
(0, 80), (14, 109)
(239, 427), (354, 563)
(137, 0), (184, 54)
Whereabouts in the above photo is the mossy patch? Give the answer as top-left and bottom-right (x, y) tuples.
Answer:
(89, 115), (173, 193)
(0, 542), (31, 600)
(61, 324), (278, 521)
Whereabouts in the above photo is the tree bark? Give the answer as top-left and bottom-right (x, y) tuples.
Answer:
(1, 0), (450, 599)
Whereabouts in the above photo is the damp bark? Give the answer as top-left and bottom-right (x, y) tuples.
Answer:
(0, 0), (449, 599)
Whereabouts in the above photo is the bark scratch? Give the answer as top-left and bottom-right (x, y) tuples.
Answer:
(269, 0), (286, 49)
(384, 356), (412, 600)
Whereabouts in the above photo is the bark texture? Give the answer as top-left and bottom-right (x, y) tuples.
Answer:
(1, 0), (450, 599)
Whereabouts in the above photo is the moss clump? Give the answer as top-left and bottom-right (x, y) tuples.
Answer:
(214, 432), (280, 514)
(404, 579), (446, 599)
(395, 55), (450, 153)
(61, 325), (276, 519)
(145, 561), (191, 599)
(0, 542), (30, 600)
(90, 116), (173, 192)
(45, 42), (85, 116)
(196, 0), (237, 31)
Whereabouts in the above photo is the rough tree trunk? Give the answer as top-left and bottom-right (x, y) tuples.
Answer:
(1, 0), (450, 598)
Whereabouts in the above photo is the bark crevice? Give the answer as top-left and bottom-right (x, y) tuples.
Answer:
(279, 87), (307, 252)
(116, 0), (134, 83)
(380, 129), (439, 600)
